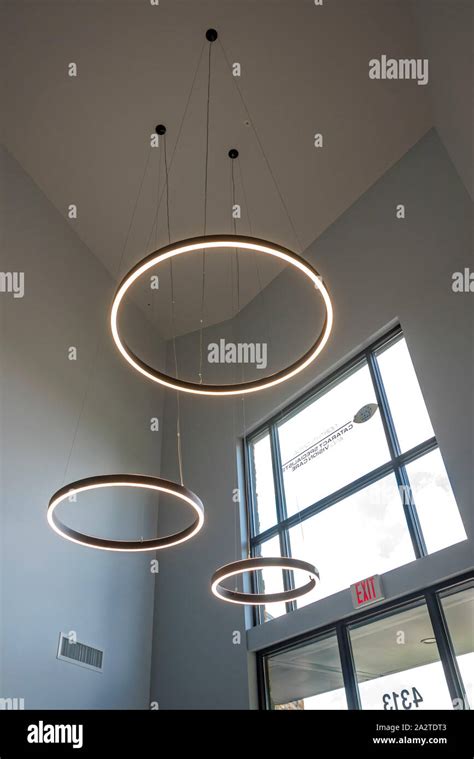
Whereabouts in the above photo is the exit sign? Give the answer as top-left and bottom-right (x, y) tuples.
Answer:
(350, 574), (385, 609)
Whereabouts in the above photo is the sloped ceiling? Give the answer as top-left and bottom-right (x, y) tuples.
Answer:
(412, 0), (473, 200)
(2, 0), (432, 337)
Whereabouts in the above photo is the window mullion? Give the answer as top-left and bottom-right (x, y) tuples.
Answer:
(269, 423), (288, 523)
(244, 433), (258, 543)
(367, 350), (427, 558)
(269, 424), (296, 609)
(336, 624), (361, 710)
(397, 436), (437, 467)
(425, 590), (469, 708)
(366, 350), (401, 458)
(394, 463), (427, 558)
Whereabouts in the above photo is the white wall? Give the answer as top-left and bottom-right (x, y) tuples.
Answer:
(150, 129), (473, 708)
(0, 147), (166, 708)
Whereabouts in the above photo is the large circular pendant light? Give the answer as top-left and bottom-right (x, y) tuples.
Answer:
(48, 474), (204, 552)
(111, 234), (333, 396)
(211, 557), (319, 605)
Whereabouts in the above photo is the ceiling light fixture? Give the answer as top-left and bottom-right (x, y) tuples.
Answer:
(420, 637), (437, 645)
(48, 122), (206, 552)
(211, 557), (319, 605)
(111, 28), (333, 396)
(111, 234), (333, 396)
(48, 474), (204, 552)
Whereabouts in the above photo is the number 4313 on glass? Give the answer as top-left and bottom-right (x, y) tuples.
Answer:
(383, 687), (423, 710)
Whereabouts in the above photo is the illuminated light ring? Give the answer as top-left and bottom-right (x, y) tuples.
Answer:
(111, 235), (333, 396)
(47, 474), (204, 552)
(211, 557), (319, 605)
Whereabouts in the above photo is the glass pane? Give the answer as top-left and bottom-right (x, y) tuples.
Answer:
(406, 449), (467, 554)
(377, 337), (434, 452)
(255, 537), (286, 621)
(278, 363), (390, 516)
(440, 586), (474, 709)
(350, 602), (453, 709)
(266, 632), (347, 710)
(250, 433), (277, 534)
(289, 475), (415, 607)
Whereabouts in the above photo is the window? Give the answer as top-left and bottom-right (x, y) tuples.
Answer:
(278, 363), (390, 514)
(247, 328), (466, 623)
(265, 631), (347, 710)
(259, 577), (473, 710)
(288, 475), (415, 609)
(349, 601), (452, 710)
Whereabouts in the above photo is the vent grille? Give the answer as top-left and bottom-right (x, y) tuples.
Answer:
(57, 633), (103, 672)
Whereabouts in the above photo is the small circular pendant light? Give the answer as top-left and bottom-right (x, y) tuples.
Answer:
(48, 474), (204, 552)
(111, 235), (333, 396)
(211, 557), (319, 605)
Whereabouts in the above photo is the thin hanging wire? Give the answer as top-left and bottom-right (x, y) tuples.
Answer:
(230, 158), (240, 319)
(232, 398), (238, 565)
(218, 39), (302, 253)
(198, 40), (213, 383)
(164, 134), (184, 486)
(220, 40), (308, 565)
(144, 142), (163, 543)
(61, 40), (206, 486)
(221, 45), (309, 571)
(61, 146), (153, 486)
(236, 156), (272, 372)
(219, 52), (304, 557)
(154, 142), (163, 250)
(147, 137), (163, 323)
(230, 157), (252, 561)
(145, 41), (206, 253)
(242, 391), (251, 560)
(231, 397), (241, 592)
(230, 160), (240, 569)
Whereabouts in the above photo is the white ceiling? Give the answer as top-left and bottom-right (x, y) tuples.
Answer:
(2, 0), (433, 337)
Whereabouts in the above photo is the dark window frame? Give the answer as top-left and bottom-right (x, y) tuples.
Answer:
(245, 326), (450, 625)
(257, 573), (473, 710)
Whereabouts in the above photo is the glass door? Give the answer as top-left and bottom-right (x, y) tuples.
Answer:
(349, 601), (453, 710)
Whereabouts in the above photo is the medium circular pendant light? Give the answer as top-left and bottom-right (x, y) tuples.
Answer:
(48, 474), (204, 552)
(211, 557), (319, 605)
(47, 125), (206, 553)
(111, 234), (333, 396)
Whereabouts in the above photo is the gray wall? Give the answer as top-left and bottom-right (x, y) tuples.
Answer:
(0, 148), (166, 709)
(150, 129), (473, 709)
(413, 0), (473, 199)
(1, 128), (471, 711)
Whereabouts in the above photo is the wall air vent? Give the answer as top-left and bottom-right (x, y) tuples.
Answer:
(57, 633), (104, 673)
